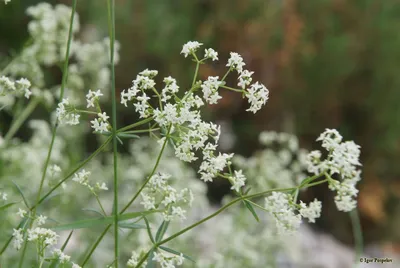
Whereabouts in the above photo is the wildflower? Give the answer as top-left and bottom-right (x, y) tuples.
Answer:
(56, 98), (80, 125)
(17, 208), (27, 218)
(36, 214), (47, 226)
(230, 170), (247, 192)
(238, 70), (254, 89)
(12, 228), (24, 250)
(226, 52), (245, 73)
(4, 0), (11, 5)
(90, 112), (110, 133)
(27, 227), (59, 246)
(299, 199), (322, 223)
(245, 82), (269, 113)
(204, 48), (218, 61)
(53, 249), (71, 263)
(201, 76), (222, 104)
(181, 41), (202, 58)
(86, 89), (103, 108)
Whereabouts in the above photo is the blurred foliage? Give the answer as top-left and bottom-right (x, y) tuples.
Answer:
(1, 0), (400, 249)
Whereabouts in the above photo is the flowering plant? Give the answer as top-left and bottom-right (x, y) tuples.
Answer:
(0, 1), (363, 267)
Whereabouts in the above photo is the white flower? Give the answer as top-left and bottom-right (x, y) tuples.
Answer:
(238, 69), (254, 89)
(90, 114), (110, 133)
(17, 208), (27, 218)
(230, 170), (247, 192)
(96, 182), (108, 191)
(15, 78), (32, 99)
(12, 228), (24, 250)
(201, 76), (222, 104)
(204, 48), (218, 61)
(72, 263), (81, 268)
(49, 164), (61, 177)
(53, 248), (71, 263)
(27, 227), (59, 246)
(56, 98), (80, 125)
(72, 169), (91, 185)
(36, 214), (47, 226)
(86, 89), (103, 108)
(299, 199), (322, 223)
(140, 193), (156, 210)
(245, 82), (269, 113)
(181, 41), (202, 57)
(1, 192), (7, 201)
(226, 52), (245, 73)
(4, 0), (11, 5)
(316, 128), (343, 150)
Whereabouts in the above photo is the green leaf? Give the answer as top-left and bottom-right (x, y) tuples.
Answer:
(243, 200), (260, 222)
(82, 208), (105, 217)
(118, 222), (146, 229)
(0, 202), (19, 212)
(12, 181), (30, 208)
(142, 216), (155, 243)
(244, 187), (252, 195)
(116, 135), (124, 145)
(159, 246), (196, 263)
(52, 210), (160, 231)
(155, 220), (170, 242)
(117, 133), (140, 139)
(146, 248), (156, 268)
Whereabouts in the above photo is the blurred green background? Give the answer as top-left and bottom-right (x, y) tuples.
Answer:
(1, 0), (400, 255)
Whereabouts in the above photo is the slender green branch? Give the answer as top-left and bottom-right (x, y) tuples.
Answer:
(80, 225), (112, 266)
(120, 124), (172, 214)
(107, 0), (119, 266)
(117, 117), (154, 133)
(221, 85), (243, 93)
(350, 208), (363, 268)
(191, 61), (200, 87)
(4, 97), (40, 143)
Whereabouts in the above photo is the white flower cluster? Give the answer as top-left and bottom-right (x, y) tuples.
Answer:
(201, 76), (223, 104)
(72, 169), (108, 194)
(0, 76), (32, 99)
(27, 227), (59, 247)
(12, 228), (24, 250)
(53, 249), (81, 267)
(91, 112), (110, 133)
(127, 250), (148, 267)
(26, 3), (80, 66)
(264, 192), (322, 234)
(306, 128), (362, 212)
(4, 0), (11, 5)
(140, 173), (193, 221)
(86, 89), (103, 108)
(180, 41), (202, 57)
(56, 98), (80, 125)
(152, 251), (184, 268)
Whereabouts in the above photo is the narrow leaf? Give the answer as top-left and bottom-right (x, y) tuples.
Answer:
(118, 222), (146, 229)
(142, 216), (155, 243)
(53, 210), (160, 231)
(12, 181), (30, 208)
(159, 246), (196, 263)
(146, 249), (156, 268)
(0, 202), (19, 212)
(155, 220), (170, 242)
(243, 200), (260, 222)
(82, 208), (105, 217)
(117, 133), (140, 139)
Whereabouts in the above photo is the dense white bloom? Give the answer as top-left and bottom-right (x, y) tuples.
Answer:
(204, 48), (218, 61)
(27, 227), (59, 246)
(307, 129), (362, 212)
(152, 251), (185, 268)
(201, 76), (222, 104)
(264, 192), (302, 234)
(245, 82), (269, 113)
(226, 52), (245, 73)
(127, 251), (147, 267)
(161, 76), (179, 102)
(181, 41), (202, 57)
(12, 228), (24, 250)
(299, 199), (322, 223)
(238, 70), (254, 89)
(0, 76), (32, 99)
(72, 263), (82, 268)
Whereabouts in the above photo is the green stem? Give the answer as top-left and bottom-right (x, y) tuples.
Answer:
(4, 97), (40, 143)
(120, 124), (172, 214)
(117, 117), (154, 133)
(221, 85), (243, 93)
(350, 208), (363, 268)
(107, 0), (119, 266)
(192, 61), (200, 87)
(80, 225), (112, 266)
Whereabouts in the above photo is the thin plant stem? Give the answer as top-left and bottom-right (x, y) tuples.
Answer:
(106, 0), (119, 266)
(4, 97), (40, 143)
(192, 61), (200, 87)
(80, 225), (112, 266)
(17, 2), (78, 266)
(120, 124), (172, 214)
(117, 117), (154, 133)
(350, 208), (363, 268)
